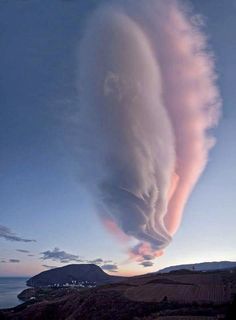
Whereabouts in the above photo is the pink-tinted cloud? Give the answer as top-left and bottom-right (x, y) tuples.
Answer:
(102, 218), (130, 242)
(129, 242), (163, 262)
(139, 0), (221, 235)
(73, 0), (221, 263)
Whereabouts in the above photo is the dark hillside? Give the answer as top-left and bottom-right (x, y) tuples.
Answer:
(27, 264), (124, 287)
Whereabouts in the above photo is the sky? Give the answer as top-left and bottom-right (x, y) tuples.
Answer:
(0, 0), (236, 277)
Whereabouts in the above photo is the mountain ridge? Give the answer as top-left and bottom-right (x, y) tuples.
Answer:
(157, 260), (236, 273)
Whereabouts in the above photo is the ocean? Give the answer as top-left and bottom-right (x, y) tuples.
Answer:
(0, 277), (28, 309)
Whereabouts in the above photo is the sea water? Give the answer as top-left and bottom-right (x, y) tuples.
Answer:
(0, 277), (28, 309)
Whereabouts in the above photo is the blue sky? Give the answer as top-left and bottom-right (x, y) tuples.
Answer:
(0, 0), (235, 277)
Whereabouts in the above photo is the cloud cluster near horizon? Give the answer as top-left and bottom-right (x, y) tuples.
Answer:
(0, 225), (36, 243)
(71, 0), (221, 264)
(101, 264), (118, 272)
(40, 248), (118, 272)
(140, 261), (154, 268)
(0, 259), (20, 264)
(41, 247), (82, 263)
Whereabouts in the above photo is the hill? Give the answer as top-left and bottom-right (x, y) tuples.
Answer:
(26, 264), (124, 287)
(1, 268), (235, 319)
(157, 261), (236, 273)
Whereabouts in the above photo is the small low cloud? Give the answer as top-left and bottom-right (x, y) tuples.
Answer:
(42, 264), (57, 270)
(143, 255), (155, 261)
(1, 259), (20, 263)
(87, 258), (118, 270)
(28, 254), (35, 257)
(140, 261), (154, 268)
(16, 249), (30, 253)
(0, 225), (36, 243)
(87, 258), (103, 264)
(9, 259), (20, 263)
(101, 264), (118, 273)
(41, 247), (81, 263)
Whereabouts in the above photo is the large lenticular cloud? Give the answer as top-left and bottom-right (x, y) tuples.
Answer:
(76, 0), (221, 261)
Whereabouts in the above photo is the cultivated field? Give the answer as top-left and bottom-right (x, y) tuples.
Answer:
(122, 270), (236, 304)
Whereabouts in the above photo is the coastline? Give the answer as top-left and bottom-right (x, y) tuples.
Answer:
(0, 277), (29, 309)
